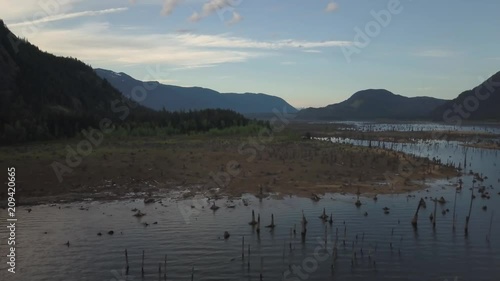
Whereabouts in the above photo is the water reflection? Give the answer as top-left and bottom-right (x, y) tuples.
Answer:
(1, 130), (499, 281)
(1, 182), (498, 280)
(323, 121), (500, 134)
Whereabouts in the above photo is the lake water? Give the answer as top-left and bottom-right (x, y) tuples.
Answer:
(1, 124), (500, 281)
(327, 121), (500, 134)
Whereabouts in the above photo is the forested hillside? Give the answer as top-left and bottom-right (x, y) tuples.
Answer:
(0, 20), (263, 144)
(432, 71), (500, 121)
(297, 89), (447, 120)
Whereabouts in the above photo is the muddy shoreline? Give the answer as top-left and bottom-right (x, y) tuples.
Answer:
(0, 135), (458, 206)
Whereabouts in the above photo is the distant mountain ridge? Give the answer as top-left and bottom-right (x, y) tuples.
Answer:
(432, 71), (500, 121)
(0, 21), (254, 144)
(95, 69), (298, 115)
(297, 89), (448, 120)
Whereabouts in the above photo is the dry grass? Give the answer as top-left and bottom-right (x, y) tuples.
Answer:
(0, 131), (457, 203)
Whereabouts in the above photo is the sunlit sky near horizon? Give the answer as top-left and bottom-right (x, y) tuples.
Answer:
(2, 0), (500, 108)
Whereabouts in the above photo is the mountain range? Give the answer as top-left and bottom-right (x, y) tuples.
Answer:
(298, 72), (500, 121)
(1, 17), (499, 142)
(431, 71), (500, 121)
(95, 68), (298, 115)
(0, 20), (252, 144)
(297, 89), (448, 120)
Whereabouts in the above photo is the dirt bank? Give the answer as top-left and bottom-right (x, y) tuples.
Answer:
(0, 135), (458, 205)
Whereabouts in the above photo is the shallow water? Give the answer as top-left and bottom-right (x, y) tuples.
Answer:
(1, 183), (499, 281)
(327, 121), (500, 134)
(1, 133), (500, 281)
(328, 137), (499, 178)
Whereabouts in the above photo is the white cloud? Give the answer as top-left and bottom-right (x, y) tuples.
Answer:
(161, 0), (182, 16)
(8, 7), (128, 28)
(189, 0), (236, 22)
(226, 11), (242, 25)
(0, 0), (80, 21)
(202, 0), (233, 15)
(13, 23), (258, 67)
(171, 64), (219, 71)
(173, 33), (353, 49)
(325, 2), (338, 13)
(188, 11), (203, 22)
(8, 22), (352, 68)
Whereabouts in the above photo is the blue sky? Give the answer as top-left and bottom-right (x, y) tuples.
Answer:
(2, 0), (500, 108)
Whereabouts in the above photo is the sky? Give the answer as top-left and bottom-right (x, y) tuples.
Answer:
(1, 0), (500, 108)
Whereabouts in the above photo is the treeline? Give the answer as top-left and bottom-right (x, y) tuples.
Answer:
(0, 21), (267, 144)
(109, 108), (268, 137)
(0, 105), (269, 144)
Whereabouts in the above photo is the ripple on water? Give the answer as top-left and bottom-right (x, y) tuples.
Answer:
(1, 137), (500, 281)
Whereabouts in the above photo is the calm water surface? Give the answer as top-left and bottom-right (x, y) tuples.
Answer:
(328, 121), (500, 134)
(1, 126), (500, 281)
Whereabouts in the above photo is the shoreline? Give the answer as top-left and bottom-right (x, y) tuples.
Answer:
(1, 136), (458, 206)
(10, 176), (458, 207)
